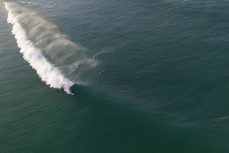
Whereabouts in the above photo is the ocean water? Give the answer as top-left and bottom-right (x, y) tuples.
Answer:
(1, 0), (229, 152)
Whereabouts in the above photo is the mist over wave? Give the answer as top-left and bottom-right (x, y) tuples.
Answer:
(4, 2), (98, 94)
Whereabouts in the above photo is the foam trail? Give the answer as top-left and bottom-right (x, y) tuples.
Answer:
(4, 2), (97, 94)
(93, 47), (114, 58)
(18, 1), (43, 6)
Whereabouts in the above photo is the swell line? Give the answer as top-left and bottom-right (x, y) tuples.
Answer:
(4, 2), (97, 94)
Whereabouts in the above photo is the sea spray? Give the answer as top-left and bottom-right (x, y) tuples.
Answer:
(4, 2), (98, 94)
(7, 12), (74, 94)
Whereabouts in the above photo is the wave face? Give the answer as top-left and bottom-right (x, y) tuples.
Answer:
(4, 2), (98, 94)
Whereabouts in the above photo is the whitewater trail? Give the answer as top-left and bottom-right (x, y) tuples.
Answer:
(4, 2), (98, 94)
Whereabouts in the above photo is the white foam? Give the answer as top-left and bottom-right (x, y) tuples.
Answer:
(18, 1), (42, 6)
(93, 47), (114, 58)
(5, 2), (74, 94)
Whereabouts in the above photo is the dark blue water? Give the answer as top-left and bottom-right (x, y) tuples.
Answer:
(1, 0), (229, 152)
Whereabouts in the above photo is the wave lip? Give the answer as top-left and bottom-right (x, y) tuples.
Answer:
(5, 2), (75, 94)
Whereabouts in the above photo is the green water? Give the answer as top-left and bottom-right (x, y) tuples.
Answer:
(1, 0), (229, 152)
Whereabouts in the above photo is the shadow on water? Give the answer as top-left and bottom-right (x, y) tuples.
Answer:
(65, 84), (225, 153)
(0, 85), (227, 153)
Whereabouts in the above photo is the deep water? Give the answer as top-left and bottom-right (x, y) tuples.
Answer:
(1, 0), (229, 153)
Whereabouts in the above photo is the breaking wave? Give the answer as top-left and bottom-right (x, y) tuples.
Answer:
(4, 2), (98, 94)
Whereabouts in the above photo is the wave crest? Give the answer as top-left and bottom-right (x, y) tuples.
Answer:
(5, 2), (98, 94)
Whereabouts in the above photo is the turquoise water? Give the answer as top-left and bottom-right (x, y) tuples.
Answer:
(1, 0), (229, 152)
